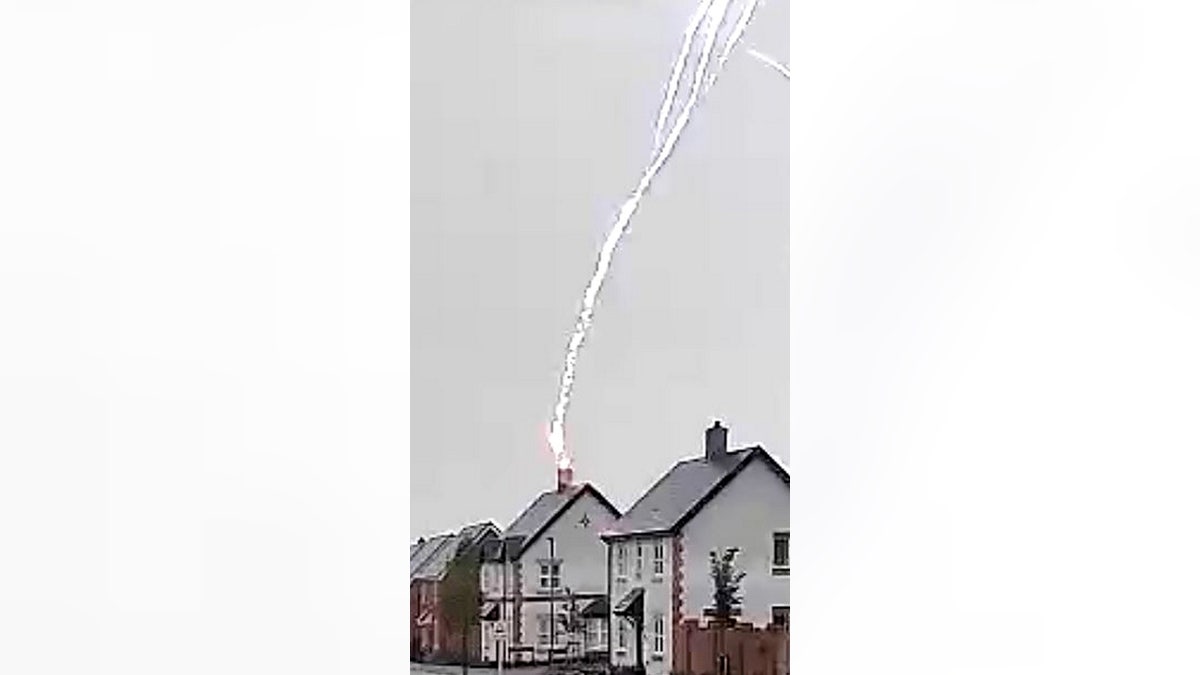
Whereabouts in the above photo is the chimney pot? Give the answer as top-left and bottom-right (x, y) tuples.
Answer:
(556, 466), (574, 493)
(705, 421), (728, 461)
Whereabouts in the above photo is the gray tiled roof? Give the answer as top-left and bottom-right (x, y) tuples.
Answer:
(410, 522), (499, 581)
(606, 447), (785, 538)
(410, 534), (456, 580)
(502, 485), (584, 540)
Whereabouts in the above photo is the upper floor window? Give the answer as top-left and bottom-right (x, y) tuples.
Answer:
(635, 543), (644, 579)
(652, 541), (665, 577)
(539, 562), (561, 590)
(616, 544), (628, 578)
(772, 531), (789, 574)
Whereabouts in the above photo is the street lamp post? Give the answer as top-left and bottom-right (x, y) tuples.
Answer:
(548, 536), (556, 666)
(498, 539), (506, 675)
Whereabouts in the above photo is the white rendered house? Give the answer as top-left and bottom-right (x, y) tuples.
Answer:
(603, 422), (790, 675)
(479, 467), (621, 665)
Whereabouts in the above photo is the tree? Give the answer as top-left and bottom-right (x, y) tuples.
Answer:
(558, 587), (586, 663)
(708, 548), (746, 675)
(440, 548), (483, 675)
(708, 547), (746, 625)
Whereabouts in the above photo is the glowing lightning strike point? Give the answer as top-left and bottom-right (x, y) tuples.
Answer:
(747, 48), (791, 79)
(548, 0), (742, 468)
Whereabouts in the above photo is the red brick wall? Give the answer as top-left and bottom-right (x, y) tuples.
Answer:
(673, 619), (789, 675)
(672, 536), (684, 634)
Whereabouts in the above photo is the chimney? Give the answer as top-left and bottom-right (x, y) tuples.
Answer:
(705, 421), (728, 462)
(556, 466), (574, 493)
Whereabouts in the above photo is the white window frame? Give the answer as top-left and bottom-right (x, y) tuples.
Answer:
(652, 540), (665, 577)
(771, 605), (790, 629)
(772, 531), (790, 574)
(652, 613), (665, 655)
(617, 619), (627, 651)
(635, 543), (644, 579)
(539, 561), (562, 591)
(587, 619), (598, 647)
(538, 613), (550, 646)
(616, 543), (628, 579)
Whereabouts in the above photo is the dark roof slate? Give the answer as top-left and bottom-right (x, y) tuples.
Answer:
(604, 446), (788, 539)
(410, 521), (499, 581)
(500, 483), (620, 557)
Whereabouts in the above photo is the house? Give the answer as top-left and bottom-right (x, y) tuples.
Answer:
(478, 467), (621, 665)
(411, 521), (499, 662)
(602, 422), (790, 675)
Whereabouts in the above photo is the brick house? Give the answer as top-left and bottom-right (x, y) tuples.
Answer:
(602, 422), (790, 675)
(410, 521), (499, 662)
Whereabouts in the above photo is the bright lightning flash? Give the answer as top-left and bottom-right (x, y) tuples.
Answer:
(547, 0), (758, 468)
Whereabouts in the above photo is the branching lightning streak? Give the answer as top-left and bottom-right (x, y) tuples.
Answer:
(706, 0), (762, 92)
(653, 0), (716, 152)
(548, 0), (743, 466)
(747, 48), (791, 79)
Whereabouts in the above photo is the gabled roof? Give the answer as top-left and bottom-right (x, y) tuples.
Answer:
(603, 446), (788, 540)
(411, 521), (499, 581)
(501, 483), (620, 557)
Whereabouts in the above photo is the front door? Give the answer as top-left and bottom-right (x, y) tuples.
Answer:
(634, 610), (645, 673)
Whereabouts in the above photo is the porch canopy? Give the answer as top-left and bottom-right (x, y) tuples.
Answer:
(580, 596), (609, 619)
(613, 587), (644, 618)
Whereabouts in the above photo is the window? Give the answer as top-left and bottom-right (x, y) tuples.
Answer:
(616, 544), (628, 578)
(771, 606), (790, 629)
(652, 541), (665, 576)
(635, 543), (644, 579)
(482, 566), (491, 593)
(587, 619), (599, 647)
(617, 620), (627, 649)
(538, 613), (550, 646)
(539, 562), (561, 590)
(652, 614), (665, 655)
(772, 531), (789, 573)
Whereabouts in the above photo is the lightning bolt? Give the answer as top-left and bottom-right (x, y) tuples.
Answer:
(653, 0), (716, 152)
(548, 0), (751, 467)
(747, 48), (791, 79)
(706, 0), (762, 92)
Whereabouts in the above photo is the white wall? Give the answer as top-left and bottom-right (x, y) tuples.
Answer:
(609, 535), (674, 673)
(680, 457), (789, 625)
(487, 490), (616, 662)
(518, 490), (617, 598)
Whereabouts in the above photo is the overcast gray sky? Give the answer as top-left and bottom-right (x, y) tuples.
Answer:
(411, 0), (789, 537)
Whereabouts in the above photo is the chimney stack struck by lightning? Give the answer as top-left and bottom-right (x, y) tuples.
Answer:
(556, 466), (574, 493)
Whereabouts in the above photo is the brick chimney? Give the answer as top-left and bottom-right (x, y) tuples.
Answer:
(705, 421), (728, 462)
(556, 466), (574, 493)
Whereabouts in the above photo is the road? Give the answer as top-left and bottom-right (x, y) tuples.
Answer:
(410, 665), (547, 675)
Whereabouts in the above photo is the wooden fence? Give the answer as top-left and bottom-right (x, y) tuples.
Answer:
(672, 619), (788, 675)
